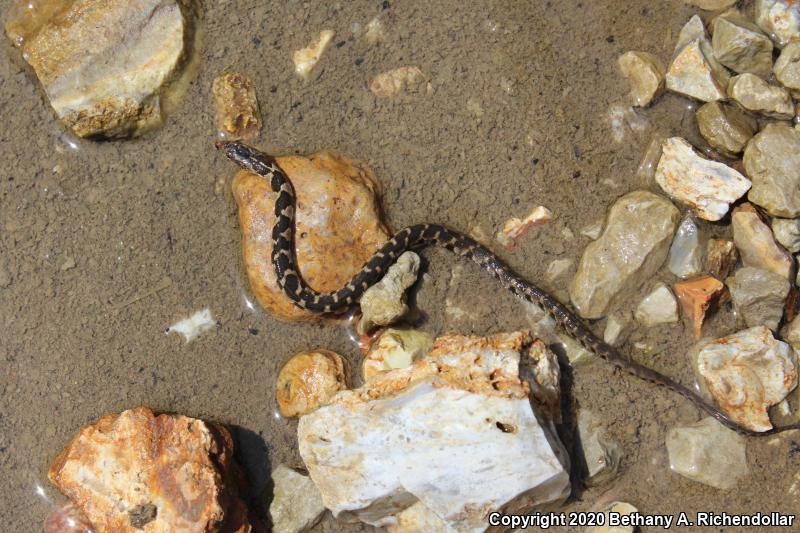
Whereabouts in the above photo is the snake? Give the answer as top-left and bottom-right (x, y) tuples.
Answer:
(219, 140), (800, 437)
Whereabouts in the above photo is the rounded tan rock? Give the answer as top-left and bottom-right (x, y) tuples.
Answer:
(276, 350), (347, 417)
(232, 150), (390, 321)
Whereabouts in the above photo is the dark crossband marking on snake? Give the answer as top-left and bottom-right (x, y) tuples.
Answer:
(218, 140), (800, 437)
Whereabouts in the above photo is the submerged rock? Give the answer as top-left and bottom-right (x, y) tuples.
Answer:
(695, 101), (758, 156)
(362, 328), (434, 381)
(232, 150), (389, 321)
(667, 39), (729, 102)
(212, 72), (261, 141)
(666, 417), (748, 490)
(635, 283), (680, 326)
(755, 0), (800, 48)
(358, 251), (420, 334)
(569, 191), (679, 319)
(369, 66), (427, 98)
(11, 0), (193, 138)
(586, 502), (639, 533)
(732, 203), (795, 280)
(48, 407), (251, 532)
(293, 30), (335, 79)
(655, 137), (751, 221)
(269, 465), (326, 533)
(577, 410), (622, 487)
(728, 73), (795, 119)
(674, 15), (707, 54)
(276, 350), (347, 417)
(618, 51), (665, 107)
(696, 326), (797, 431)
(668, 216), (703, 279)
(674, 275), (726, 339)
(772, 218), (800, 253)
(744, 123), (800, 218)
(706, 239), (738, 280)
(774, 42), (800, 91)
(297, 331), (570, 531)
(712, 14), (774, 76)
(727, 267), (790, 330)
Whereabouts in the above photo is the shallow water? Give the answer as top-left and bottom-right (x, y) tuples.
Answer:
(1, 0), (799, 531)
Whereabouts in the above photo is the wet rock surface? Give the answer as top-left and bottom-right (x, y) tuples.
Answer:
(695, 101), (757, 156)
(655, 137), (750, 221)
(696, 326), (797, 431)
(232, 151), (389, 321)
(617, 51), (665, 106)
(727, 267), (790, 330)
(577, 409), (622, 487)
(712, 14), (774, 76)
(732, 203), (795, 279)
(744, 123), (800, 218)
(9, 0), (193, 138)
(674, 275), (725, 339)
(370, 66), (427, 98)
(728, 73), (795, 118)
(569, 191), (679, 319)
(48, 407), (251, 532)
(772, 218), (800, 253)
(755, 0), (800, 48)
(269, 465), (326, 533)
(666, 417), (748, 490)
(358, 251), (420, 334)
(276, 350), (347, 417)
(667, 39), (729, 102)
(297, 331), (569, 531)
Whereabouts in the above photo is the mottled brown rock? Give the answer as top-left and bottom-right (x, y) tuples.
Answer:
(212, 73), (261, 141)
(696, 101), (757, 156)
(674, 276), (726, 339)
(276, 350), (347, 417)
(727, 267), (790, 330)
(232, 150), (390, 321)
(48, 407), (252, 533)
(732, 203), (795, 280)
(706, 239), (738, 280)
(711, 14), (774, 76)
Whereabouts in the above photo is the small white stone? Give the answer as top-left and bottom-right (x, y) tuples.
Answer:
(668, 216), (703, 279)
(696, 326), (798, 432)
(166, 308), (215, 343)
(655, 137), (751, 221)
(772, 218), (800, 253)
(728, 73), (795, 119)
(269, 465), (326, 533)
(358, 251), (420, 334)
(635, 284), (679, 326)
(666, 417), (748, 490)
(618, 51), (665, 107)
(667, 39), (729, 102)
(293, 30), (335, 79)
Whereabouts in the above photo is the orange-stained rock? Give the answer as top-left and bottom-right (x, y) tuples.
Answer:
(674, 275), (726, 339)
(232, 151), (390, 321)
(276, 349), (347, 417)
(706, 238), (738, 280)
(48, 407), (253, 533)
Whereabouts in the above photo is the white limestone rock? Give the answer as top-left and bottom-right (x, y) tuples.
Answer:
(772, 218), (800, 253)
(674, 15), (707, 55)
(166, 308), (216, 343)
(667, 39), (730, 102)
(297, 331), (570, 531)
(635, 284), (679, 326)
(655, 137), (751, 221)
(293, 30), (335, 79)
(696, 326), (798, 432)
(755, 0), (800, 48)
(668, 216), (703, 279)
(569, 191), (679, 319)
(728, 73), (795, 119)
(666, 417), (748, 490)
(358, 251), (420, 334)
(269, 466), (326, 533)
(577, 410), (621, 487)
(727, 267), (790, 330)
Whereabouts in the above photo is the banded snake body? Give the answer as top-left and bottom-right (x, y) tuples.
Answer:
(219, 140), (800, 437)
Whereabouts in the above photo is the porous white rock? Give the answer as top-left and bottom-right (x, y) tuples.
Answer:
(755, 0), (800, 48)
(635, 284), (679, 326)
(166, 308), (215, 343)
(655, 137), (751, 221)
(772, 218), (800, 253)
(727, 267), (790, 330)
(728, 73), (795, 119)
(546, 258), (573, 282)
(666, 39), (729, 102)
(618, 51), (665, 107)
(603, 312), (631, 347)
(674, 16), (707, 55)
(578, 410), (621, 487)
(696, 326), (798, 432)
(269, 466), (325, 533)
(358, 251), (420, 334)
(298, 331), (570, 531)
(668, 216), (703, 279)
(666, 417), (748, 490)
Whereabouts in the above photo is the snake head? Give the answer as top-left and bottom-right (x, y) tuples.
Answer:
(216, 140), (277, 176)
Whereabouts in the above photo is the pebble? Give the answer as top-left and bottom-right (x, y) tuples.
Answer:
(666, 39), (729, 102)
(578, 410), (622, 487)
(744, 123), (800, 218)
(358, 251), (420, 334)
(10, 0), (191, 138)
(495, 205), (552, 249)
(364, 17), (386, 45)
(673, 275), (725, 339)
(727, 267), (790, 330)
(603, 312), (631, 346)
(774, 42), (800, 91)
(166, 308), (216, 343)
(772, 218), (800, 253)
(276, 350), (347, 417)
(655, 137), (751, 221)
(618, 51), (665, 107)
(635, 283), (680, 326)
(362, 328), (434, 381)
(569, 191), (679, 319)
(546, 258), (573, 282)
(706, 239), (738, 280)
(212, 73), (261, 141)
(269, 465), (326, 533)
(369, 66), (426, 98)
(711, 13), (774, 76)
(696, 326), (797, 431)
(293, 30), (335, 79)
(666, 417), (748, 490)
(668, 216), (703, 279)
(732, 203), (795, 280)
(695, 101), (757, 156)
(755, 0), (800, 48)
(728, 73), (795, 119)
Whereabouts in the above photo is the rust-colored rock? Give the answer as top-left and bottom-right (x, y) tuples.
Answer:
(706, 239), (738, 280)
(674, 276), (726, 339)
(276, 349), (347, 417)
(48, 407), (252, 533)
(232, 150), (390, 321)
(212, 73), (261, 141)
